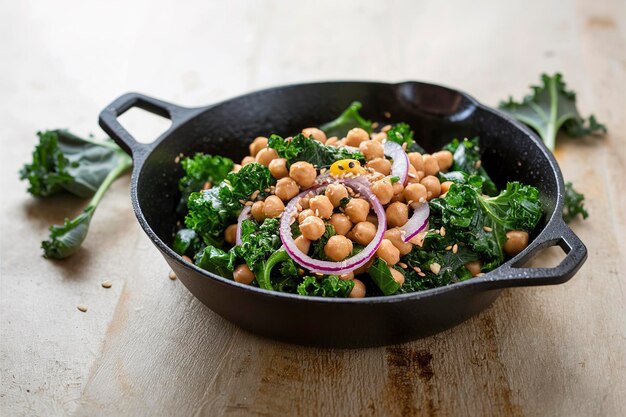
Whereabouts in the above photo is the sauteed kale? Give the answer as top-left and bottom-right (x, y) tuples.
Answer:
(172, 103), (544, 297)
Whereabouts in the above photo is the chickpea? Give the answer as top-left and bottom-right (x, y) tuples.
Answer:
(325, 183), (349, 208)
(275, 177), (299, 201)
(268, 158), (288, 179)
(249, 136), (268, 157)
(354, 258), (374, 275)
(384, 227), (413, 256)
(366, 213), (378, 226)
(256, 147), (279, 167)
(390, 268), (405, 286)
(386, 202), (409, 228)
(433, 150), (453, 172)
(504, 230), (530, 256)
(329, 213), (352, 236)
(408, 152), (424, 173)
(294, 235), (311, 254)
(289, 161), (317, 188)
(352, 222), (377, 245)
(309, 195), (334, 219)
(224, 224), (238, 245)
(371, 132), (387, 142)
(302, 127), (327, 143)
(325, 136), (339, 147)
(366, 157), (392, 176)
(403, 183), (428, 206)
(440, 181), (453, 194)
(232, 164), (242, 173)
(359, 140), (385, 160)
(324, 235), (353, 261)
(339, 271), (354, 280)
(407, 164), (423, 184)
(420, 175), (441, 200)
(349, 278), (366, 298)
(390, 181), (405, 203)
(376, 239), (400, 266)
(422, 154), (440, 176)
(234, 264), (255, 285)
(298, 209), (314, 224)
(344, 198), (370, 223)
(251, 201), (266, 222)
(371, 178), (393, 205)
(465, 260), (483, 277)
(241, 156), (255, 166)
(299, 196), (310, 209)
(345, 128), (369, 147)
(299, 216), (325, 240)
(263, 195), (285, 218)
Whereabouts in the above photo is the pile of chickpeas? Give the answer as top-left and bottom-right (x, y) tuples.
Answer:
(224, 125), (530, 297)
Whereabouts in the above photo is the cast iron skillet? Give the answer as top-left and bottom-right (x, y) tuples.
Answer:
(99, 81), (587, 348)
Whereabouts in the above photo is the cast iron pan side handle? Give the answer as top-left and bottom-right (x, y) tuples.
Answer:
(98, 92), (193, 158)
(487, 219), (587, 288)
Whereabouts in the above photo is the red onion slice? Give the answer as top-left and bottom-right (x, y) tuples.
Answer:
(235, 205), (252, 245)
(399, 202), (430, 242)
(279, 179), (386, 275)
(383, 141), (409, 184)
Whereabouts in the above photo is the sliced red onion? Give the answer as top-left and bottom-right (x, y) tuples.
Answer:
(384, 141), (409, 184)
(236, 205), (252, 245)
(400, 202), (430, 242)
(279, 178), (386, 275)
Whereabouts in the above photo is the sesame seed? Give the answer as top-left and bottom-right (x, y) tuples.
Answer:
(475, 160), (482, 168)
(476, 273), (485, 277)
(239, 199), (246, 205)
(445, 245), (452, 251)
(440, 227), (446, 237)
(320, 168), (327, 174)
(169, 270), (177, 280)
(264, 188), (271, 193)
(402, 143), (407, 151)
(408, 172), (417, 179)
(245, 201), (254, 206)
(174, 155), (180, 163)
(483, 226), (493, 232)
(101, 280), (112, 288)
(182, 255), (192, 263)
(430, 263), (441, 274)
(372, 122), (379, 129)
(398, 262), (407, 269)
(413, 266), (422, 273)
(452, 244), (458, 254)
(418, 272), (426, 277)
(251, 190), (260, 200)
(383, 112), (391, 119)
(77, 304), (88, 313)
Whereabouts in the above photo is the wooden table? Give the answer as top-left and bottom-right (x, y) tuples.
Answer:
(2, 1), (625, 416)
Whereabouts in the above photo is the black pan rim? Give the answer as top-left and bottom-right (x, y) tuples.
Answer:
(124, 80), (567, 304)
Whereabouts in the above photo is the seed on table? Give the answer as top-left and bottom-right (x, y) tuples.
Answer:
(169, 270), (177, 280)
(77, 304), (88, 313)
(101, 280), (112, 288)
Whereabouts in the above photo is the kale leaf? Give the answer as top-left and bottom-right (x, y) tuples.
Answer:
(268, 133), (363, 168)
(195, 245), (233, 278)
(385, 123), (425, 153)
(20, 130), (124, 198)
(297, 275), (354, 297)
(319, 101), (372, 138)
(309, 224), (336, 260)
(368, 257), (401, 295)
(443, 137), (497, 196)
(563, 182), (589, 223)
(185, 162), (274, 246)
(172, 229), (204, 258)
(499, 73), (606, 151)
(177, 153), (234, 213)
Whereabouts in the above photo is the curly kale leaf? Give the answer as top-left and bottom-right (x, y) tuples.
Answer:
(297, 275), (354, 297)
(177, 153), (234, 214)
(563, 182), (589, 223)
(195, 245), (232, 278)
(385, 123), (425, 153)
(268, 134), (363, 168)
(185, 162), (274, 246)
(499, 73), (606, 151)
(309, 224), (336, 261)
(172, 229), (204, 258)
(443, 137), (497, 195)
(19, 130), (123, 198)
(319, 101), (372, 138)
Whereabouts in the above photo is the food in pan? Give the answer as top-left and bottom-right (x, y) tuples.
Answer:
(173, 102), (543, 298)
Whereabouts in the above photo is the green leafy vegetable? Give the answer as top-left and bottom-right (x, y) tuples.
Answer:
(256, 249), (300, 291)
(309, 224), (336, 260)
(177, 153), (234, 213)
(499, 73), (606, 151)
(173, 229), (203, 258)
(297, 275), (354, 297)
(385, 123), (425, 152)
(195, 245), (233, 278)
(40, 145), (132, 258)
(185, 162), (274, 246)
(20, 130), (123, 198)
(563, 182), (589, 223)
(319, 101), (372, 138)
(368, 258), (401, 295)
(443, 137), (497, 196)
(268, 134), (363, 168)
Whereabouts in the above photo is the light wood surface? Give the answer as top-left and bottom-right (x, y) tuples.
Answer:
(2, 1), (625, 416)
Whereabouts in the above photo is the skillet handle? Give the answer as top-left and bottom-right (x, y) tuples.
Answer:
(98, 92), (195, 158)
(488, 219), (587, 288)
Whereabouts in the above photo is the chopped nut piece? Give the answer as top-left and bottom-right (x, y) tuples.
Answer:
(77, 304), (88, 312)
(169, 270), (177, 280)
(101, 280), (112, 288)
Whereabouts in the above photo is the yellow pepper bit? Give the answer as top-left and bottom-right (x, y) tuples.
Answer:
(330, 159), (365, 177)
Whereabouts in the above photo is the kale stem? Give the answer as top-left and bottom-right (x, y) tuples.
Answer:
(85, 151), (132, 211)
